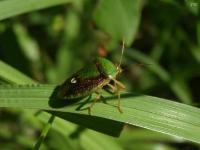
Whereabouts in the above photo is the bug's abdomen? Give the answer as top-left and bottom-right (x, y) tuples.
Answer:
(57, 75), (108, 99)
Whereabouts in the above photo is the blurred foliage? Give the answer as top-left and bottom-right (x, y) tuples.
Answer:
(0, 0), (200, 149)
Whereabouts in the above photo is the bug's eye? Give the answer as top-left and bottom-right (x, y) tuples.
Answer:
(70, 77), (77, 84)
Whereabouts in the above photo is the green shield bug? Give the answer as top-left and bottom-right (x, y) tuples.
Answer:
(57, 41), (125, 115)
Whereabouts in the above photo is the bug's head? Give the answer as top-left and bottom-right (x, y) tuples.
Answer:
(96, 40), (125, 79)
(95, 40), (125, 89)
(116, 65), (123, 74)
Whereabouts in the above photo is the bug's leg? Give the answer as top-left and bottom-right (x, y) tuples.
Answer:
(112, 78), (125, 90)
(88, 91), (101, 115)
(116, 85), (123, 113)
(107, 83), (116, 92)
(107, 82), (123, 113)
(111, 78), (125, 113)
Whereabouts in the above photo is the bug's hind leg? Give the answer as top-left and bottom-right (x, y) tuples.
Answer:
(88, 91), (102, 115)
(116, 89), (123, 113)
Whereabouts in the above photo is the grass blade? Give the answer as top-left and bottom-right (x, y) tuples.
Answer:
(0, 84), (200, 143)
(37, 112), (124, 150)
(0, 0), (72, 21)
(0, 60), (35, 84)
(33, 115), (55, 150)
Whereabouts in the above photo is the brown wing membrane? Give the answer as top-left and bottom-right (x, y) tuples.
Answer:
(57, 74), (108, 99)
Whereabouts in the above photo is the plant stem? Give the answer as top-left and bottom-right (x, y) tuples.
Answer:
(34, 115), (55, 150)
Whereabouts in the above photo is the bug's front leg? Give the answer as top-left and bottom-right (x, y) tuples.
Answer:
(88, 91), (102, 115)
(107, 83), (124, 113)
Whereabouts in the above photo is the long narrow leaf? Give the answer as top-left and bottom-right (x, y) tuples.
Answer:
(37, 112), (124, 150)
(0, 84), (200, 143)
(0, 60), (35, 84)
(0, 0), (72, 21)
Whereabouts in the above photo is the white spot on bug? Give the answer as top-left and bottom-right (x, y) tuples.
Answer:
(108, 75), (113, 79)
(71, 77), (77, 83)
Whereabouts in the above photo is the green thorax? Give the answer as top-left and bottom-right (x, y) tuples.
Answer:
(76, 62), (100, 78)
(95, 57), (118, 78)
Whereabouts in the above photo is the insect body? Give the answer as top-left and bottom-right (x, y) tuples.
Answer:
(57, 44), (125, 114)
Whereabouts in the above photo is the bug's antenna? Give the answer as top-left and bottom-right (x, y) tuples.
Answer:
(118, 39), (125, 68)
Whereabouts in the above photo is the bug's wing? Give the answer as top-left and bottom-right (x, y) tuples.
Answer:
(57, 63), (105, 99)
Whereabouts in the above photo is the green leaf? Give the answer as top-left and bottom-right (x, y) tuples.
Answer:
(0, 0), (72, 21)
(118, 129), (184, 143)
(48, 111), (123, 137)
(0, 84), (200, 143)
(124, 143), (177, 150)
(0, 60), (35, 84)
(38, 112), (124, 150)
(94, 0), (142, 46)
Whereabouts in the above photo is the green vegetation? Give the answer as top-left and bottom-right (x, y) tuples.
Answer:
(0, 0), (199, 149)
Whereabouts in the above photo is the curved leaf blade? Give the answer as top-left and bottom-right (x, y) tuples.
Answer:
(0, 0), (72, 21)
(0, 60), (35, 84)
(0, 84), (200, 143)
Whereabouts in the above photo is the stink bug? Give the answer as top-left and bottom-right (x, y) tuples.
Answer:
(57, 41), (125, 114)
